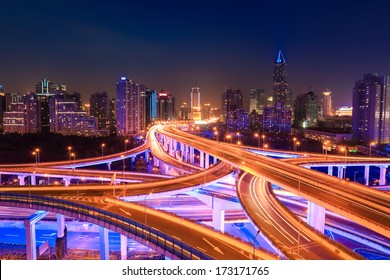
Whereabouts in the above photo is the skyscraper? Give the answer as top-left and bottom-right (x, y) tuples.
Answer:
(273, 50), (292, 109)
(320, 89), (332, 117)
(90, 92), (110, 130)
(293, 91), (318, 128)
(352, 73), (390, 143)
(249, 88), (266, 113)
(116, 76), (145, 135)
(0, 83), (5, 131)
(222, 88), (243, 123)
(157, 89), (175, 121)
(35, 78), (66, 133)
(191, 86), (201, 120)
(145, 88), (157, 126)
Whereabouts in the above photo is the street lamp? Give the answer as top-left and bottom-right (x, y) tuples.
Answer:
(264, 144), (269, 149)
(70, 152), (76, 161)
(225, 134), (232, 143)
(296, 141), (300, 151)
(67, 146), (72, 160)
(254, 133), (260, 148)
(369, 142), (375, 157)
(121, 155), (125, 176)
(101, 143), (105, 157)
(144, 191), (153, 239)
(124, 139), (129, 151)
(32, 151), (38, 167)
(214, 131), (219, 142)
(340, 147), (348, 179)
(35, 148), (40, 163)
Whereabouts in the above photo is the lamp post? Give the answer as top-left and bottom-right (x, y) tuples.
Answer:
(68, 146), (72, 161)
(369, 142), (375, 157)
(144, 192), (153, 239)
(32, 151), (38, 167)
(296, 141), (300, 151)
(121, 155), (125, 176)
(264, 144), (269, 149)
(124, 139), (129, 151)
(101, 143), (105, 157)
(261, 135), (265, 149)
(254, 133), (260, 148)
(253, 229), (261, 260)
(35, 148), (40, 163)
(214, 131), (219, 142)
(340, 147), (348, 179)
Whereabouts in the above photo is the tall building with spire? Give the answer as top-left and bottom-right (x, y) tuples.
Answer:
(273, 50), (292, 109)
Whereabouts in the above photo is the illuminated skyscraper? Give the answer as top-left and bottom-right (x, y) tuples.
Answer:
(157, 89), (175, 121)
(222, 88), (243, 123)
(90, 92), (110, 130)
(273, 50), (292, 109)
(190, 86), (201, 120)
(249, 88), (266, 113)
(320, 89), (332, 117)
(293, 91), (318, 128)
(35, 78), (66, 133)
(352, 73), (390, 143)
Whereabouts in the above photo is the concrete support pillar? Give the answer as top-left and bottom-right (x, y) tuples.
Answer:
(153, 157), (159, 167)
(99, 227), (109, 260)
(18, 175), (25, 186)
(200, 152), (205, 168)
(337, 166), (344, 179)
(169, 137), (174, 156)
(63, 178), (71, 187)
(120, 234), (128, 260)
(213, 156), (218, 165)
(107, 162), (111, 171)
(180, 143), (185, 161)
(379, 166), (387, 185)
(190, 147), (195, 164)
(144, 150), (149, 161)
(205, 154), (210, 168)
(327, 166), (333, 176)
(131, 156), (135, 170)
(307, 201), (325, 233)
(57, 214), (65, 238)
(30, 175), (36, 186)
(212, 207), (225, 233)
(364, 165), (370, 186)
(24, 220), (37, 260)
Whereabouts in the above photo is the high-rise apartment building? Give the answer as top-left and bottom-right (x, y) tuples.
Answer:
(222, 88), (243, 123)
(0, 83), (5, 131)
(90, 92), (110, 130)
(157, 89), (175, 121)
(116, 77), (138, 135)
(249, 88), (267, 113)
(352, 73), (390, 143)
(3, 92), (39, 133)
(145, 88), (157, 126)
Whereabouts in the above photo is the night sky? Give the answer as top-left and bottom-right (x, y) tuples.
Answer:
(1, 0), (390, 109)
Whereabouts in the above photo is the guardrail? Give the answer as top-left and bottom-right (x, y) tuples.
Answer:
(0, 193), (212, 260)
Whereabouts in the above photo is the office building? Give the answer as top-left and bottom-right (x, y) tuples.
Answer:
(249, 88), (267, 113)
(90, 92), (110, 130)
(157, 89), (175, 121)
(222, 88), (243, 123)
(190, 86), (201, 120)
(293, 91), (318, 128)
(352, 73), (390, 143)
(320, 89), (332, 117)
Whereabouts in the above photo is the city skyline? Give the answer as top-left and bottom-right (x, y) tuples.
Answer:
(2, 0), (390, 108)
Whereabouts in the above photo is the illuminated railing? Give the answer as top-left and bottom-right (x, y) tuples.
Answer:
(0, 193), (212, 260)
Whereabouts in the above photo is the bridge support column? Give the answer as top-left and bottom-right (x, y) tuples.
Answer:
(180, 143), (185, 161)
(30, 175), (36, 186)
(205, 154), (210, 168)
(120, 234), (128, 260)
(131, 156), (135, 170)
(153, 157), (159, 167)
(24, 211), (48, 260)
(57, 214), (65, 238)
(364, 165), (370, 186)
(169, 137), (174, 156)
(307, 201), (325, 233)
(199, 152), (205, 168)
(144, 150), (149, 162)
(379, 166), (387, 185)
(99, 227), (109, 260)
(337, 167), (344, 179)
(213, 156), (218, 165)
(63, 178), (71, 187)
(18, 175), (25, 186)
(328, 166), (333, 176)
(107, 162), (111, 171)
(189, 147), (194, 164)
(212, 207), (225, 233)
